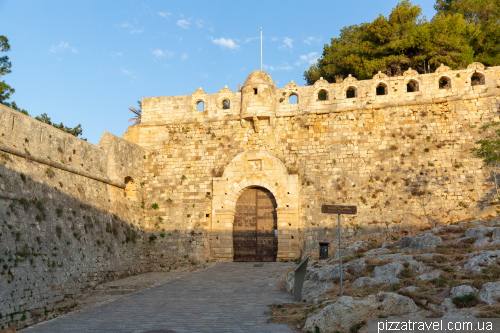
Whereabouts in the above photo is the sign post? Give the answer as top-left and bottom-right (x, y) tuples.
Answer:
(321, 205), (357, 297)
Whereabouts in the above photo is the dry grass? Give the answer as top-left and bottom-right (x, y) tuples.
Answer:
(266, 303), (322, 330)
(477, 305), (500, 318)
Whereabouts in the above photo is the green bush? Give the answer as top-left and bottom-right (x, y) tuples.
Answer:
(453, 294), (477, 308)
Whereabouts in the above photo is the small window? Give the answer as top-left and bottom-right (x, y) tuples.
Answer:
(317, 90), (328, 101)
(346, 87), (357, 98)
(439, 77), (451, 89)
(254, 88), (258, 95)
(376, 83), (387, 96)
(289, 94), (298, 104)
(406, 80), (419, 92)
(471, 73), (485, 86)
(222, 100), (230, 109)
(197, 101), (204, 111)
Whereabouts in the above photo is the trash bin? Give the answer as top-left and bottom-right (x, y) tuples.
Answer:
(319, 242), (329, 259)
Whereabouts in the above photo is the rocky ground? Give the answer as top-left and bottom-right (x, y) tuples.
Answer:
(269, 218), (500, 333)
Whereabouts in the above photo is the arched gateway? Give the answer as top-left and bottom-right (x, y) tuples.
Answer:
(233, 187), (278, 262)
(210, 150), (301, 261)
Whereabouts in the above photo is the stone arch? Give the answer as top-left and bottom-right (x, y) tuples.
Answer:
(470, 72), (485, 86)
(375, 82), (388, 95)
(192, 87), (207, 112)
(344, 86), (357, 99)
(406, 79), (419, 92)
(438, 76), (452, 89)
(315, 88), (329, 101)
(288, 92), (299, 104)
(195, 99), (205, 111)
(210, 150), (300, 261)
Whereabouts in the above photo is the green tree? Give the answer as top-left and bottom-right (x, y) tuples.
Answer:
(434, 0), (500, 66)
(304, 0), (477, 84)
(0, 35), (84, 137)
(0, 36), (16, 107)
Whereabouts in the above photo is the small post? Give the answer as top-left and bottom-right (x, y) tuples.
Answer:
(260, 27), (263, 71)
(338, 213), (342, 297)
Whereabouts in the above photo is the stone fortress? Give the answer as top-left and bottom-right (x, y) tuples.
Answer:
(0, 61), (500, 328)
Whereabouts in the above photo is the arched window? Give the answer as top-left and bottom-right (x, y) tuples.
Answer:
(289, 93), (298, 104)
(376, 83), (387, 96)
(406, 80), (419, 92)
(124, 177), (137, 201)
(317, 89), (328, 101)
(471, 73), (485, 86)
(197, 101), (204, 111)
(438, 77), (451, 89)
(346, 87), (357, 99)
(222, 99), (230, 109)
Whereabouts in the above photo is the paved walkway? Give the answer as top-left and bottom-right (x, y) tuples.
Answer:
(22, 262), (296, 333)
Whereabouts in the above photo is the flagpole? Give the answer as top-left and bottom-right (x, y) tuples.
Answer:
(260, 27), (262, 71)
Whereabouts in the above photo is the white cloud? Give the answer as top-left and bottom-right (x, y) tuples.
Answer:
(263, 62), (293, 71)
(158, 12), (171, 19)
(279, 37), (293, 51)
(181, 53), (188, 60)
(304, 37), (321, 45)
(211, 37), (240, 50)
(294, 52), (320, 66)
(111, 52), (123, 59)
(117, 22), (144, 34)
(152, 49), (164, 58)
(121, 68), (132, 75)
(244, 36), (259, 44)
(152, 49), (174, 58)
(177, 19), (190, 29)
(49, 41), (77, 54)
(270, 37), (278, 42)
(195, 19), (204, 28)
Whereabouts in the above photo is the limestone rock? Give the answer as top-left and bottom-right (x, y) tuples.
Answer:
(478, 282), (500, 305)
(493, 228), (500, 241)
(285, 270), (294, 293)
(450, 285), (478, 298)
(308, 264), (341, 282)
(417, 272), (441, 281)
(303, 292), (418, 333)
(405, 286), (419, 291)
(381, 242), (394, 248)
(300, 280), (333, 303)
(461, 250), (500, 272)
(352, 262), (404, 287)
(465, 226), (495, 247)
(330, 241), (373, 260)
(364, 248), (390, 257)
(398, 232), (442, 251)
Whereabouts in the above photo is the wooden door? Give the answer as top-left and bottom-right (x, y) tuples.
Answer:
(233, 187), (277, 262)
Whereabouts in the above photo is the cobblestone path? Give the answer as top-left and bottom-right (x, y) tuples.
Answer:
(22, 262), (296, 333)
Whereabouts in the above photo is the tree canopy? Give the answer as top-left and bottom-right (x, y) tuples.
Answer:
(0, 35), (84, 138)
(304, 0), (498, 84)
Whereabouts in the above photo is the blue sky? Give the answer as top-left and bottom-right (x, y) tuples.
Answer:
(0, 0), (437, 145)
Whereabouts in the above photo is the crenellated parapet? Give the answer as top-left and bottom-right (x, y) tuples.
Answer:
(140, 62), (500, 126)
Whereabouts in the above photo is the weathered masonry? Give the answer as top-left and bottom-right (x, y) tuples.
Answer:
(123, 62), (500, 262)
(1, 61), (500, 329)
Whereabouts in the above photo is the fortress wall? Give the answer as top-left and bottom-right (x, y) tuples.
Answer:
(142, 64), (500, 123)
(142, 90), (242, 124)
(136, 84), (500, 261)
(0, 104), (156, 330)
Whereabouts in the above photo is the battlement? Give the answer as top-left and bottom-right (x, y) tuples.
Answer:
(142, 62), (500, 125)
